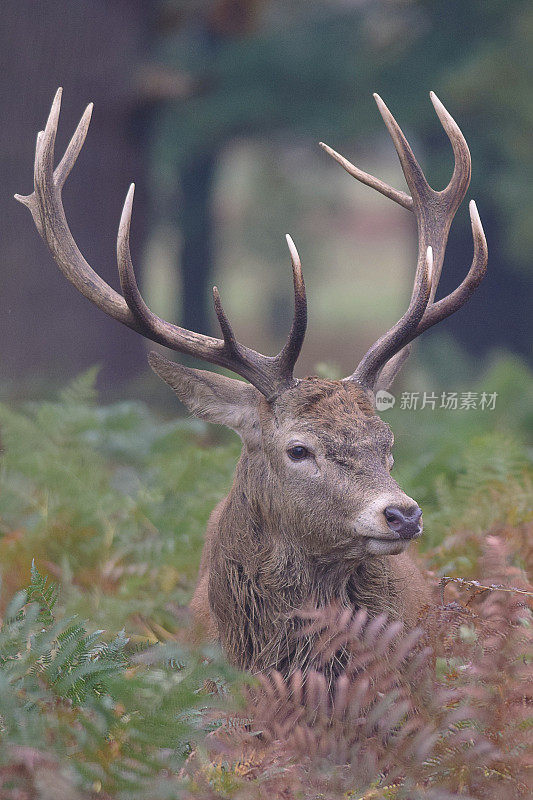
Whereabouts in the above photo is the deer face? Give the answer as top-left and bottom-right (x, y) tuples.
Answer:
(150, 357), (422, 560)
(259, 378), (422, 558)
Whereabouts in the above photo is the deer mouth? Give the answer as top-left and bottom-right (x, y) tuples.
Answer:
(358, 527), (422, 555)
(363, 535), (411, 555)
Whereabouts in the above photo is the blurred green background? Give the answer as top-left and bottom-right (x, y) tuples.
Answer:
(1, 0), (531, 401)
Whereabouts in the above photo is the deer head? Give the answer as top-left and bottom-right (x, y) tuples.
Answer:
(16, 89), (487, 558)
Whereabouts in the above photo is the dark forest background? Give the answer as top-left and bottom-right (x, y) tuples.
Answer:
(1, 0), (531, 399)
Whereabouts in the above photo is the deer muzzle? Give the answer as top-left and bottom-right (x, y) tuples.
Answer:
(352, 492), (423, 554)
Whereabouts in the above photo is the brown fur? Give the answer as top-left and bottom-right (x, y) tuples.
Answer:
(183, 377), (430, 675)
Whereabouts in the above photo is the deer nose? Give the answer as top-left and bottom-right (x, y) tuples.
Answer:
(384, 505), (422, 540)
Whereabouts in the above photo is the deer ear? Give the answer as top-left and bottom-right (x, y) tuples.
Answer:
(148, 352), (261, 441)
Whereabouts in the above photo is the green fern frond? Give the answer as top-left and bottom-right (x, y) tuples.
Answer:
(58, 366), (100, 407)
(26, 559), (59, 624)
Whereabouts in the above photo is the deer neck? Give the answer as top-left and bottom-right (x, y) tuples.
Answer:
(210, 451), (398, 672)
(222, 450), (397, 595)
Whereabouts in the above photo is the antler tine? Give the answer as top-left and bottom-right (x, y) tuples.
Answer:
(212, 286), (240, 358)
(55, 101), (93, 190)
(15, 89), (308, 401)
(372, 93), (433, 207)
(277, 234), (307, 375)
(115, 181), (222, 356)
(318, 142), (413, 211)
(211, 235), (307, 380)
(430, 92), (471, 210)
(117, 188), (261, 372)
(117, 177), (305, 396)
(212, 235), (306, 386)
(116, 182), (181, 341)
(351, 247), (434, 388)
(322, 93), (471, 299)
(322, 92), (483, 390)
(15, 88), (132, 324)
(373, 202), (486, 391)
(16, 95), (93, 236)
(416, 200), (487, 335)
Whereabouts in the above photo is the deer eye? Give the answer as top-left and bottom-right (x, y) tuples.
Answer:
(287, 445), (311, 461)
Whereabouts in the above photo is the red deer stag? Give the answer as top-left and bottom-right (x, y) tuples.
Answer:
(16, 89), (487, 676)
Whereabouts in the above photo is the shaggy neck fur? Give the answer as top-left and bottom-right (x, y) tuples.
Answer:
(207, 449), (399, 676)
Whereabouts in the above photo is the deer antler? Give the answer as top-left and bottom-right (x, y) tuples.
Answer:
(320, 92), (488, 390)
(15, 88), (307, 401)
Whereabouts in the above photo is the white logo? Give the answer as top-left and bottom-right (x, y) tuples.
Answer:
(375, 390), (396, 411)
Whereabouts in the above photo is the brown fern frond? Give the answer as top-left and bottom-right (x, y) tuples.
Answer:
(205, 586), (531, 800)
